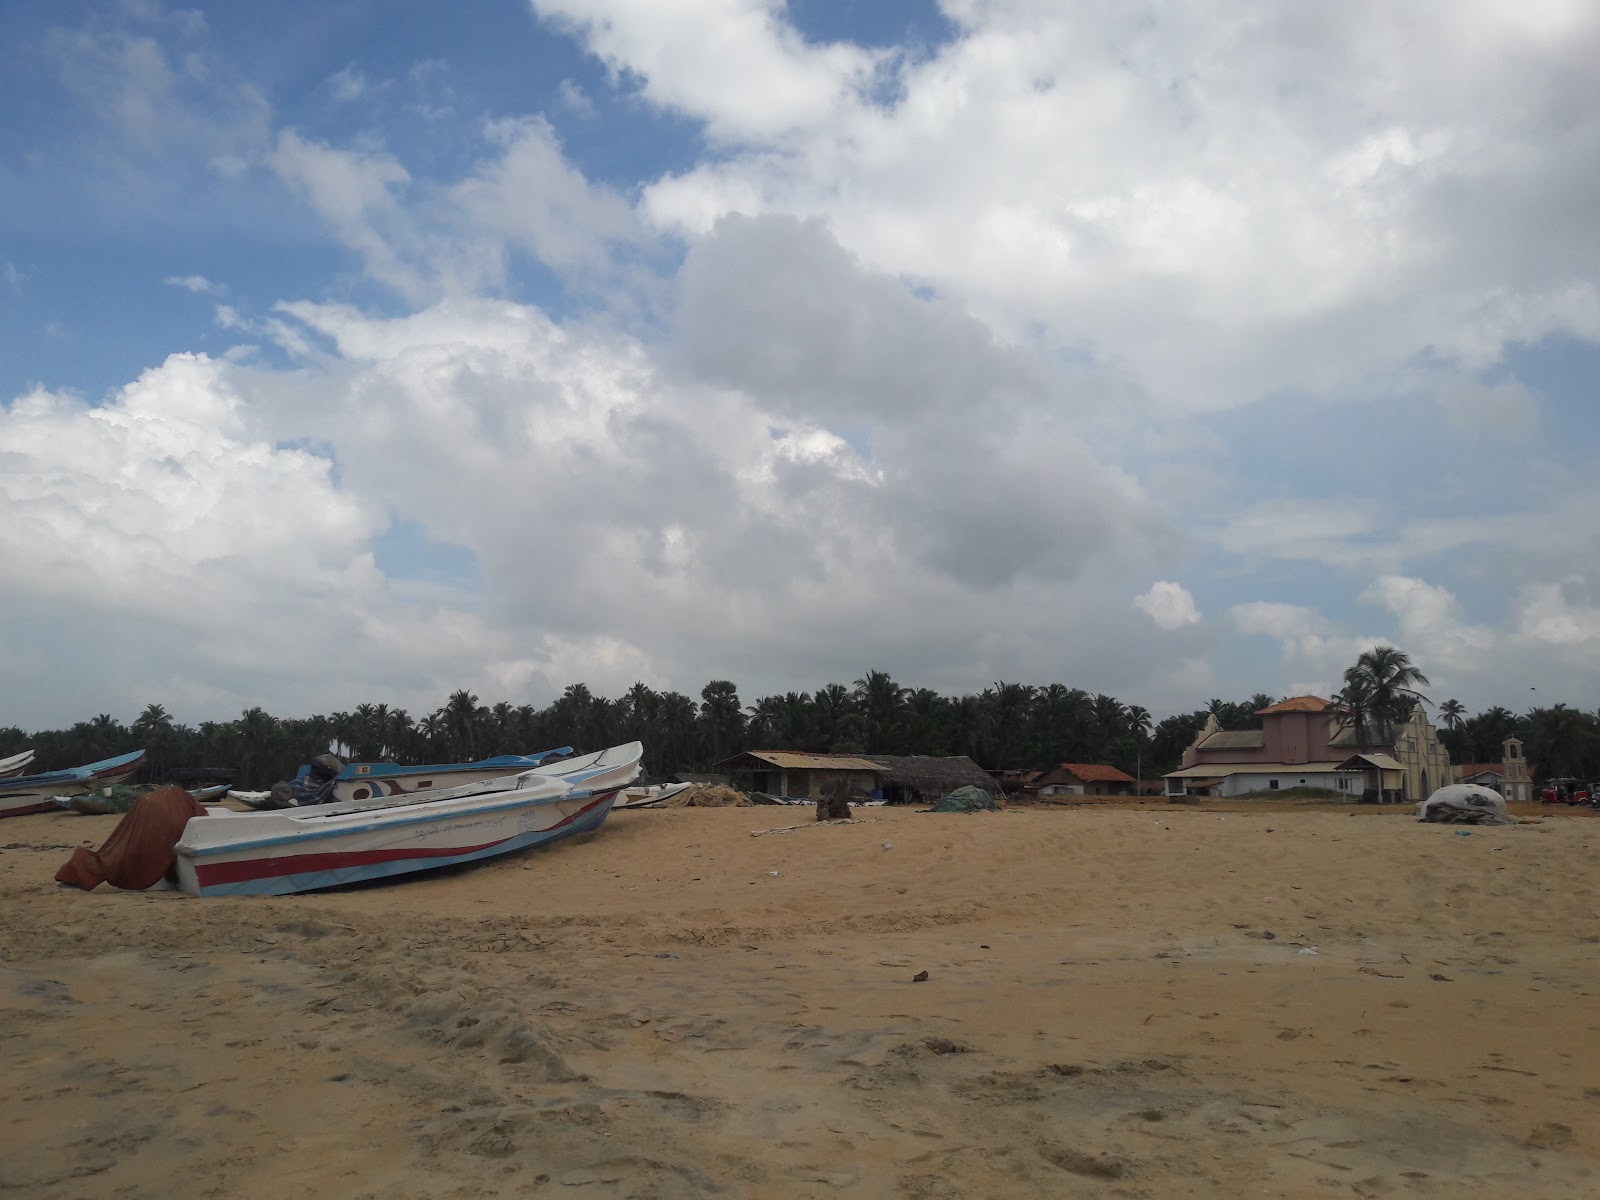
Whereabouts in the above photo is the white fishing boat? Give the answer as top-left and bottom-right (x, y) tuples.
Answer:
(614, 782), (694, 809)
(0, 749), (35, 779)
(172, 741), (641, 897)
(293, 746), (574, 804)
(0, 750), (146, 818)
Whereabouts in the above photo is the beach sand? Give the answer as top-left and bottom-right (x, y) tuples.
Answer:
(2, 801), (1598, 1198)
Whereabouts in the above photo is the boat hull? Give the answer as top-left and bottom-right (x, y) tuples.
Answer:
(173, 742), (642, 897)
(0, 749), (35, 779)
(0, 751), (145, 817)
(175, 787), (618, 897)
(322, 748), (574, 803)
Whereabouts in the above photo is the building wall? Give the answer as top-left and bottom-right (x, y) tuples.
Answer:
(1501, 737), (1532, 803)
(1218, 770), (1357, 798)
(1261, 711), (1324, 765)
(1391, 706), (1452, 801)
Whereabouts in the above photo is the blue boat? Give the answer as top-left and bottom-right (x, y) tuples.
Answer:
(300, 747), (575, 803)
(0, 749), (146, 818)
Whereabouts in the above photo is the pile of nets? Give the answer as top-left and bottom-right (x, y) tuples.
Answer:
(929, 785), (1001, 813)
(662, 784), (752, 808)
(68, 784), (148, 815)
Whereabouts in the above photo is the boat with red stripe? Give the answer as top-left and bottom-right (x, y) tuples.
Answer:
(172, 742), (641, 897)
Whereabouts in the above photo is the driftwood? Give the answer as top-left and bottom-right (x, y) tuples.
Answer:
(816, 779), (858, 822)
(751, 818), (881, 837)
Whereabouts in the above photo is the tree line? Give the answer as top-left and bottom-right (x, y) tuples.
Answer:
(2, 656), (1595, 789)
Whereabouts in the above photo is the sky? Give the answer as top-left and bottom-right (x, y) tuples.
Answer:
(3, 0), (1599, 732)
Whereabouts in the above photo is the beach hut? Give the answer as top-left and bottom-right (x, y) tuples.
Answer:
(864, 755), (1000, 806)
(716, 751), (883, 802)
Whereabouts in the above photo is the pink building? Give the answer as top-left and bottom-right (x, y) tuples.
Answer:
(1165, 695), (1451, 802)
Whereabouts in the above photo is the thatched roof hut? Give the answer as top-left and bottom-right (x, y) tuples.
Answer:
(865, 755), (999, 805)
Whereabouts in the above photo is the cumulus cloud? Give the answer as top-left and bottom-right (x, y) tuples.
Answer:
(1360, 575), (1494, 673)
(1135, 581), (1201, 630)
(608, 1), (1600, 411)
(451, 117), (644, 282)
(7, 1), (1600, 726)
(1230, 601), (1374, 675)
(268, 131), (426, 301)
(530, 0), (885, 141)
(1516, 581), (1600, 649)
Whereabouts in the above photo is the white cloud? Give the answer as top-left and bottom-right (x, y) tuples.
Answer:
(530, 0), (885, 141)
(1135, 581), (1201, 630)
(451, 117), (643, 281)
(1230, 601), (1374, 672)
(1515, 581), (1600, 649)
(268, 130), (425, 301)
(557, 79), (594, 115)
(165, 273), (223, 294)
(1359, 574), (1494, 673)
(599, 1), (1600, 412)
(326, 64), (374, 102)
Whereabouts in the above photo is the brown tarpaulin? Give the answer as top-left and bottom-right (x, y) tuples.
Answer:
(55, 786), (208, 891)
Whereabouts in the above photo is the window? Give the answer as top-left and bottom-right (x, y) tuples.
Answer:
(1508, 744), (1519, 759)
(1269, 779), (1279, 790)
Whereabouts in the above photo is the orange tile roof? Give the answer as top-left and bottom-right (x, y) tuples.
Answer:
(1052, 763), (1137, 784)
(1255, 695), (1331, 715)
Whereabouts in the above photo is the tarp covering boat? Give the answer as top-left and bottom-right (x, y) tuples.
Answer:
(55, 786), (209, 891)
(1417, 784), (1515, 826)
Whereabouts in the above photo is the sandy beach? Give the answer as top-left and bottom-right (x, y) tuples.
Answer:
(3, 800), (1598, 1198)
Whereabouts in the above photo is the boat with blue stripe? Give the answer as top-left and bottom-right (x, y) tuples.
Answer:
(173, 742), (640, 897)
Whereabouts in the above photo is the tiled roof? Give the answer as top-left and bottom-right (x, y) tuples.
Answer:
(1196, 729), (1266, 750)
(1051, 763), (1136, 784)
(1255, 695), (1331, 715)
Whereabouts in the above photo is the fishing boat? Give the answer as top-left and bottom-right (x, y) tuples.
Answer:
(0, 750), (146, 818)
(302, 746), (575, 803)
(615, 782), (695, 809)
(172, 741), (641, 897)
(0, 749), (35, 778)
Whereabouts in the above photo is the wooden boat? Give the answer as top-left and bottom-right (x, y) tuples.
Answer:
(0, 750), (146, 818)
(172, 742), (641, 897)
(308, 747), (575, 803)
(0, 749), (35, 779)
(615, 782), (694, 809)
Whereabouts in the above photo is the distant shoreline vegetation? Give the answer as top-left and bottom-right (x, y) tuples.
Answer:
(3, 664), (1593, 790)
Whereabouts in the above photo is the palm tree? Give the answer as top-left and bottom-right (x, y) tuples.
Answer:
(699, 680), (745, 764)
(745, 695), (788, 746)
(443, 689), (485, 760)
(983, 682), (1036, 769)
(1338, 646), (1431, 748)
(1438, 698), (1466, 732)
(853, 669), (908, 752)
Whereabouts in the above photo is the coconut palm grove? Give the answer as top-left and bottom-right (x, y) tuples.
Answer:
(3, 649), (1595, 791)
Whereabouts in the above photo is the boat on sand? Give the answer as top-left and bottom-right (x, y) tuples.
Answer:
(0, 750), (146, 818)
(301, 747), (576, 803)
(172, 742), (641, 897)
(0, 749), (35, 779)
